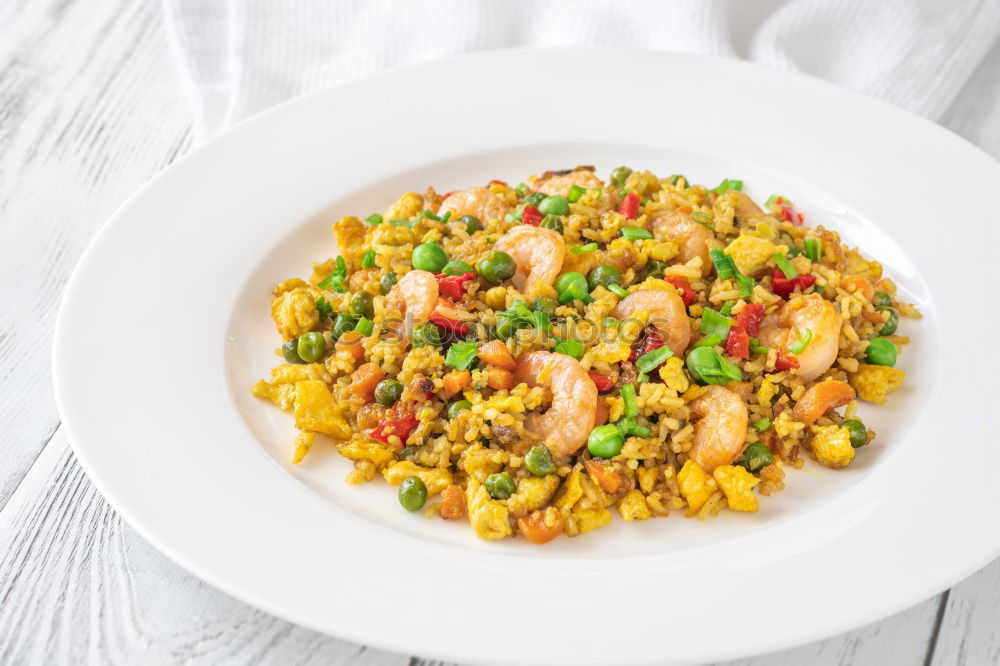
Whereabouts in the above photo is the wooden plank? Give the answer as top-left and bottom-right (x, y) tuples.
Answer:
(0, 429), (409, 666)
(0, 0), (192, 506)
(930, 559), (1000, 665)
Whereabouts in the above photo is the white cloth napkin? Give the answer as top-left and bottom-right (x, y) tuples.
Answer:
(163, 0), (1000, 152)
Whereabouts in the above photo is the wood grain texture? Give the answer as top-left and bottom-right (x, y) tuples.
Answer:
(931, 558), (1000, 666)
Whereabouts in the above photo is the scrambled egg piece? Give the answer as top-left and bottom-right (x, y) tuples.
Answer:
(507, 475), (560, 519)
(271, 280), (322, 340)
(677, 460), (718, 513)
(757, 379), (778, 408)
(338, 436), (396, 469)
(333, 215), (368, 270)
(465, 478), (512, 539)
(618, 490), (651, 521)
(252, 363), (328, 410)
(575, 508), (612, 533)
(385, 191), (424, 222)
(292, 431), (314, 464)
(647, 239), (679, 262)
(553, 470), (585, 515)
(773, 410), (805, 438)
(713, 465), (760, 512)
(458, 444), (508, 481)
(383, 461), (453, 495)
(849, 363), (905, 404)
(293, 380), (350, 439)
(658, 356), (690, 393)
(809, 425), (855, 468)
(725, 235), (788, 276)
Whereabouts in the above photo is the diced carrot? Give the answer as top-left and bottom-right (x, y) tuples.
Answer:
(335, 331), (365, 360)
(478, 340), (516, 371)
(442, 369), (472, 398)
(841, 275), (874, 301)
(440, 485), (466, 520)
(486, 367), (515, 390)
(517, 507), (563, 544)
(594, 399), (610, 426)
(350, 362), (384, 402)
(585, 459), (623, 494)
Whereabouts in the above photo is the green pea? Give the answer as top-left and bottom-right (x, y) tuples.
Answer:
(447, 400), (473, 419)
(643, 259), (669, 279)
(538, 195), (570, 216)
(348, 291), (375, 319)
(876, 306), (898, 335)
(295, 332), (326, 362)
(412, 242), (448, 272)
(282, 339), (305, 364)
(524, 191), (547, 207)
(484, 472), (516, 500)
(588, 424), (624, 458)
(587, 264), (623, 291)
(380, 271), (398, 294)
(330, 313), (357, 342)
(411, 323), (441, 348)
(539, 215), (564, 233)
(531, 296), (558, 316)
(865, 337), (897, 366)
(872, 290), (892, 307)
(374, 379), (404, 407)
(398, 476), (428, 511)
(459, 215), (483, 234)
(739, 441), (773, 472)
(477, 251), (517, 284)
(524, 445), (556, 476)
(442, 260), (474, 276)
(398, 446), (419, 461)
(610, 166), (632, 189)
(555, 271), (588, 295)
(842, 419), (869, 448)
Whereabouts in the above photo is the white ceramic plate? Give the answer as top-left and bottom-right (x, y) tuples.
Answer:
(54, 49), (1000, 664)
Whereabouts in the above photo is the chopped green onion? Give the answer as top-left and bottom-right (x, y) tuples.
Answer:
(445, 341), (479, 370)
(764, 194), (780, 208)
(608, 284), (629, 298)
(440, 210), (452, 224)
(691, 211), (715, 229)
(615, 417), (650, 438)
(737, 275), (755, 299)
(558, 283), (593, 304)
(570, 243), (599, 255)
(788, 328), (813, 354)
(753, 418), (771, 433)
(318, 256), (347, 291)
(711, 178), (743, 195)
(621, 383), (638, 418)
(709, 249), (738, 280)
(589, 187), (603, 198)
(621, 227), (653, 241)
(515, 183), (530, 196)
(692, 334), (723, 349)
(567, 185), (586, 203)
(554, 338), (584, 360)
(773, 253), (799, 279)
(635, 346), (673, 373)
(749, 338), (770, 354)
(700, 308), (733, 339)
(685, 347), (742, 385)
(670, 174), (686, 186)
(389, 219), (413, 228)
(787, 245), (801, 258)
(361, 250), (376, 269)
(804, 237), (822, 262)
(419, 209), (440, 221)
(354, 317), (374, 336)
(364, 213), (383, 226)
(316, 296), (333, 321)
(719, 301), (734, 317)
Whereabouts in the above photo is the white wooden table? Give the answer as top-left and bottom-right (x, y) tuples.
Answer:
(2, 1), (997, 663)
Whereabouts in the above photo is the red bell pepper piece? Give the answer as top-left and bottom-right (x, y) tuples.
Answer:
(429, 312), (468, 334)
(775, 349), (800, 372)
(618, 191), (641, 220)
(434, 272), (475, 301)
(772, 269), (817, 299)
(735, 303), (765, 337)
(663, 275), (696, 306)
(725, 323), (750, 359)
(587, 371), (615, 392)
(628, 329), (665, 363)
(521, 204), (543, 227)
(777, 199), (804, 226)
(371, 407), (419, 446)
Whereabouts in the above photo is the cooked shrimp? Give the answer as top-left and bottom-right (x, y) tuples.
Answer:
(649, 207), (714, 276)
(612, 289), (692, 356)
(793, 379), (856, 425)
(534, 169), (604, 197)
(438, 186), (509, 223)
(759, 293), (841, 383)
(688, 386), (748, 472)
(733, 191), (764, 220)
(386, 270), (438, 341)
(493, 225), (566, 292)
(513, 351), (597, 456)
